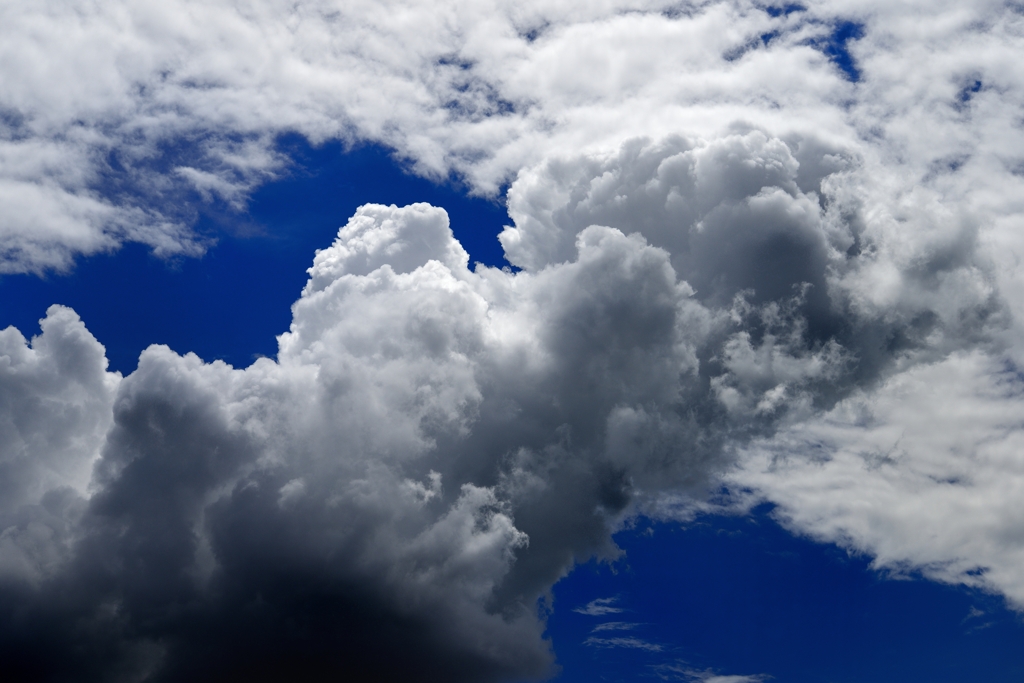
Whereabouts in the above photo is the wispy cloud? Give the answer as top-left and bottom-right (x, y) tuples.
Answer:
(574, 597), (624, 616)
(592, 621), (641, 632)
(653, 663), (769, 683)
(585, 636), (663, 652)
(962, 606), (995, 632)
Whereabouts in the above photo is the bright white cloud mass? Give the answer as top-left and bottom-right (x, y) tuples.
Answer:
(2, 0), (1024, 680)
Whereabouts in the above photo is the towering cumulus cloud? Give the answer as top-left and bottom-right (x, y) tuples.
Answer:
(0, 201), (703, 681)
(2, 0), (1024, 681)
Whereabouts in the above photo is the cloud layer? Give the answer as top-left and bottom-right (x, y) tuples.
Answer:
(4, 1), (1022, 270)
(3, 0), (1024, 681)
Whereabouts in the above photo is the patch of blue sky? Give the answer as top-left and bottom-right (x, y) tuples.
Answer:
(540, 507), (1024, 683)
(0, 139), (509, 374)
(753, 10), (863, 84)
(814, 20), (865, 82)
(763, 4), (806, 19)
(755, 10), (863, 82)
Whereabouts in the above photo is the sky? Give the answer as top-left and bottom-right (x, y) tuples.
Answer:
(2, 1), (1024, 682)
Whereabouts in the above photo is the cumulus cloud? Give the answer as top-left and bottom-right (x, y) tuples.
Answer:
(0, 191), (784, 680)
(0, 306), (118, 582)
(4, 0), (1024, 680)
(1, 123), (1021, 680)
(498, 125), (1024, 612)
(2, 134), (961, 677)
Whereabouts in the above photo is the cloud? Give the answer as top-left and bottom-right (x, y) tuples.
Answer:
(653, 663), (769, 683)
(3, 0), (1024, 679)
(0, 188), (819, 680)
(3, 1), (1021, 275)
(2, 139), (944, 676)
(584, 636), (663, 652)
(0, 306), (118, 583)
(1, 110), (1020, 677)
(574, 597), (624, 616)
(727, 349), (1024, 608)
(505, 129), (1024, 612)
(591, 621), (640, 632)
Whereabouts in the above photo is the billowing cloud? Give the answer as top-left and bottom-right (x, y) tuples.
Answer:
(0, 126), (954, 676)
(2, 126), (1022, 680)
(499, 128), (1024, 612)
(0, 183), (796, 679)
(3, 0), (1024, 681)
(0, 306), (118, 582)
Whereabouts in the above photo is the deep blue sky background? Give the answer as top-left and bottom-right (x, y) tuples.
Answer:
(2, 142), (1022, 681)
(545, 508), (1024, 682)
(0, 138), (509, 375)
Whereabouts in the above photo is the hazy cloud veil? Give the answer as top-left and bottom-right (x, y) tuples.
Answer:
(2, 0), (1024, 681)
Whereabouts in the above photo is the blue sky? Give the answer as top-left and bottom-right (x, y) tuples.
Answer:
(3, 2), (1024, 682)
(549, 511), (1024, 682)
(0, 139), (511, 375)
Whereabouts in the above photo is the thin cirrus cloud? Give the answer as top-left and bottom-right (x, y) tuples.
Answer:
(583, 636), (663, 652)
(573, 597), (626, 616)
(653, 669), (768, 683)
(591, 621), (640, 632)
(1, 0), (1024, 682)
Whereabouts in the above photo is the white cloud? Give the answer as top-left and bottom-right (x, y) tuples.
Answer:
(0, 306), (118, 508)
(592, 621), (640, 631)
(2, 0), (1021, 276)
(574, 597), (624, 616)
(3, 165), (913, 675)
(728, 349), (1024, 607)
(0, 306), (118, 582)
(653, 663), (769, 683)
(584, 636), (663, 652)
